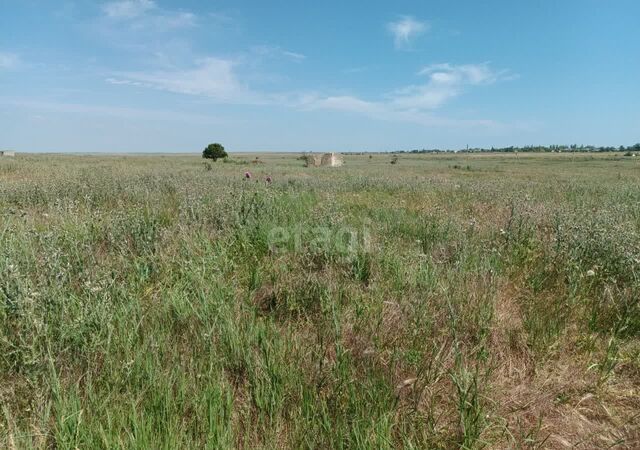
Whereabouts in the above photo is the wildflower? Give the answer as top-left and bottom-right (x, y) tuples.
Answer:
(500, 228), (506, 236)
(266, 176), (272, 183)
(586, 269), (595, 277)
(244, 171), (251, 179)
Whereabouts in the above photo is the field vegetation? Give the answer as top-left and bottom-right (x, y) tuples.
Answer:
(1, 152), (639, 448)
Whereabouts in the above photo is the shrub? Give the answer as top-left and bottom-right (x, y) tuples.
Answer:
(202, 143), (228, 161)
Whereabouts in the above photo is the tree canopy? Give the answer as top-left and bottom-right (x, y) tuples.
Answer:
(202, 143), (228, 161)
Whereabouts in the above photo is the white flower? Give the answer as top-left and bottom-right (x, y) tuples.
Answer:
(586, 269), (595, 277)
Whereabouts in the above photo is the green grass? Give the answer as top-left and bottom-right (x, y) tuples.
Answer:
(1, 152), (639, 448)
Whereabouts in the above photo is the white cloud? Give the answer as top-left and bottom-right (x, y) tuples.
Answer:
(301, 63), (515, 128)
(105, 77), (144, 86)
(250, 45), (306, 61)
(301, 94), (498, 128)
(101, 0), (196, 31)
(281, 50), (306, 61)
(388, 63), (515, 110)
(308, 96), (381, 115)
(151, 11), (196, 29)
(107, 58), (514, 129)
(102, 0), (156, 19)
(418, 63), (515, 85)
(108, 47), (309, 104)
(387, 16), (429, 49)
(0, 52), (20, 70)
(112, 57), (256, 102)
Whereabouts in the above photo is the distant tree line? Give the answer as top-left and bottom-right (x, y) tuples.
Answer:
(345, 143), (640, 155)
(388, 143), (640, 154)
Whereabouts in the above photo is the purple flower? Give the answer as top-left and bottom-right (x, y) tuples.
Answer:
(266, 176), (272, 183)
(244, 171), (252, 179)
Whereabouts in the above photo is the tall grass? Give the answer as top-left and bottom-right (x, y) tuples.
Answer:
(0, 152), (639, 448)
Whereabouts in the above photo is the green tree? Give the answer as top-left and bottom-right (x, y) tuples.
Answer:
(202, 143), (228, 161)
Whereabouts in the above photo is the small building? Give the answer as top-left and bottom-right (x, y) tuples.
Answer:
(304, 152), (343, 167)
(321, 152), (343, 167)
(0, 151), (16, 157)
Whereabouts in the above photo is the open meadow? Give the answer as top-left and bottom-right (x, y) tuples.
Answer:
(1, 152), (639, 448)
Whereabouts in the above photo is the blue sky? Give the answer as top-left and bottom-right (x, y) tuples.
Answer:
(1, 0), (639, 152)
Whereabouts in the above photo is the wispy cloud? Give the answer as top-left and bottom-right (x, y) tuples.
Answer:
(387, 16), (429, 49)
(147, 11), (196, 30)
(301, 63), (516, 128)
(110, 57), (256, 102)
(107, 45), (309, 103)
(281, 50), (306, 61)
(250, 45), (306, 62)
(101, 0), (196, 31)
(419, 63), (517, 84)
(106, 53), (514, 129)
(301, 94), (498, 128)
(102, 0), (156, 19)
(308, 96), (380, 115)
(0, 52), (20, 70)
(389, 62), (516, 110)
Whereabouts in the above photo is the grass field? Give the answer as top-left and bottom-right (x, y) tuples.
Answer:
(1, 152), (639, 448)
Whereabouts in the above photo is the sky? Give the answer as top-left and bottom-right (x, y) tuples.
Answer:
(1, 0), (639, 153)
